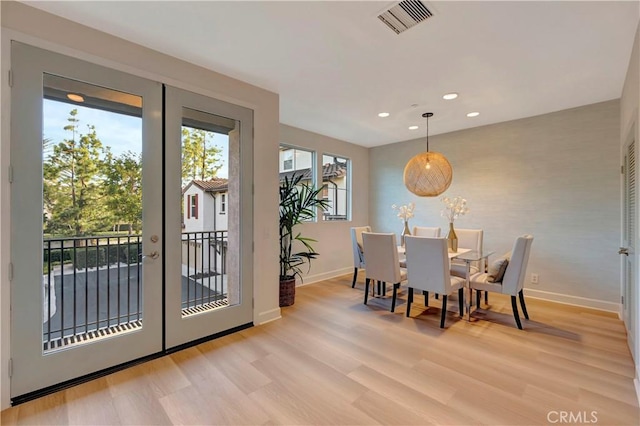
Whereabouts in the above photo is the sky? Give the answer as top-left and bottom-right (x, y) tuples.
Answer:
(43, 99), (229, 178)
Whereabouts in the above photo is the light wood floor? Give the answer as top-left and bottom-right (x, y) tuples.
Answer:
(2, 274), (639, 425)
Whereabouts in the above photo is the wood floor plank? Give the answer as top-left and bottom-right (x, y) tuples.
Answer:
(65, 377), (121, 425)
(1, 274), (638, 425)
(12, 391), (67, 425)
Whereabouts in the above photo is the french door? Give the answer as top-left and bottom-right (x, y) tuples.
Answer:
(10, 42), (253, 399)
(164, 87), (253, 348)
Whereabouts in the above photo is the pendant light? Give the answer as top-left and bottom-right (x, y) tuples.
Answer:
(403, 112), (453, 197)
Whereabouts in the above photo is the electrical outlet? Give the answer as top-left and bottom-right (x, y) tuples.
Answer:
(531, 273), (539, 284)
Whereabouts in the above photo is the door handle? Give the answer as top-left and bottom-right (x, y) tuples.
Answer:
(618, 247), (629, 256)
(142, 250), (160, 260)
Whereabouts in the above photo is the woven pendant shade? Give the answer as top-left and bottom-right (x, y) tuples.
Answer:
(403, 152), (452, 196)
(403, 112), (453, 197)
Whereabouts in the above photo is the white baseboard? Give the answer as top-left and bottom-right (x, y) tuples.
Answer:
(523, 288), (620, 313)
(255, 307), (281, 325)
(298, 267), (353, 287)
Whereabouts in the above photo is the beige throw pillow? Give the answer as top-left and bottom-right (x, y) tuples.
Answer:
(487, 252), (510, 283)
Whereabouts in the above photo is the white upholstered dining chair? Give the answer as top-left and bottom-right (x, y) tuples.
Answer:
(469, 234), (534, 329)
(350, 226), (371, 288)
(404, 236), (465, 328)
(362, 232), (407, 312)
(412, 226), (441, 237)
(449, 228), (485, 304)
(449, 228), (484, 277)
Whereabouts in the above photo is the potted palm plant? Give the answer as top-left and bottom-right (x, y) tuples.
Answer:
(279, 174), (330, 306)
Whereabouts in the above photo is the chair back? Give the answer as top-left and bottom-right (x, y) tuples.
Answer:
(362, 232), (402, 284)
(404, 236), (451, 294)
(451, 228), (484, 269)
(412, 226), (441, 237)
(502, 235), (534, 295)
(350, 226), (371, 268)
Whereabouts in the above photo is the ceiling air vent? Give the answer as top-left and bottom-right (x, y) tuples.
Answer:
(378, 0), (433, 35)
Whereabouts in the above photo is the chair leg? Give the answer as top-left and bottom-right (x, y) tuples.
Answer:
(440, 295), (448, 328)
(435, 294), (439, 300)
(484, 290), (488, 304)
(423, 291), (429, 307)
(458, 288), (464, 317)
(519, 289), (529, 320)
(406, 288), (414, 317)
(391, 283), (399, 312)
(476, 290), (481, 308)
(352, 268), (358, 288)
(364, 278), (370, 305)
(511, 295), (523, 330)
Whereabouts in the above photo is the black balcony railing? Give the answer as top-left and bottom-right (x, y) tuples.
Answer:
(43, 235), (143, 351)
(181, 231), (228, 313)
(42, 230), (228, 352)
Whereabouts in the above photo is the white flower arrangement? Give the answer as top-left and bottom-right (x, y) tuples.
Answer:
(392, 202), (415, 221)
(440, 196), (470, 223)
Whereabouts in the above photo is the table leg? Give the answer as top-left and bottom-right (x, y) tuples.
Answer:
(466, 262), (472, 321)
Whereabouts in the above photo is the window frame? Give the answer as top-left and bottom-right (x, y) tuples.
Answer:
(320, 153), (350, 222)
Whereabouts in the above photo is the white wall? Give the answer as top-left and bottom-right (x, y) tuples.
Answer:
(1, 2), (280, 409)
(279, 124), (369, 285)
(371, 100), (621, 310)
(620, 21), (640, 402)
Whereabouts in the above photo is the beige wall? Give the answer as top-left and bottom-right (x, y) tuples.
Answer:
(620, 21), (640, 395)
(279, 124), (370, 284)
(371, 100), (621, 309)
(0, 1), (279, 409)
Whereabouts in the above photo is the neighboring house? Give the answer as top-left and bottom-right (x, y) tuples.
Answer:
(181, 178), (229, 277)
(279, 149), (348, 220)
(182, 178), (229, 232)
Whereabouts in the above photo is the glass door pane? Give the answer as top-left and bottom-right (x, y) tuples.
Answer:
(42, 74), (145, 352)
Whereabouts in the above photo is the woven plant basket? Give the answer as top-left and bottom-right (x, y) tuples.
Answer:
(403, 151), (452, 197)
(279, 277), (296, 307)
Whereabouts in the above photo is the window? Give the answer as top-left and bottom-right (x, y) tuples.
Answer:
(279, 145), (313, 176)
(279, 144), (316, 221)
(190, 193), (198, 219)
(321, 154), (350, 221)
(220, 193), (226, 213)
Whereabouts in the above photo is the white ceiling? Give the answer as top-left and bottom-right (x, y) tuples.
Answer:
(25, 1), (640, 147)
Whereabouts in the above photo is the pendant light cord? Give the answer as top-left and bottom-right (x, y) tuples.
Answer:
(422, 112), (433, 152)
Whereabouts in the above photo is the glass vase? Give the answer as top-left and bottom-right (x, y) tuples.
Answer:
(447, 222), (458, 252)
(401, 220), (411, 247)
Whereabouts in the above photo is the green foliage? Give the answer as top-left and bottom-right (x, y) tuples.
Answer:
(43, 109), (144, 237)
(74, 246), (107, 269)
(181, 127), (224, 185)
(279, 174), (330, 280)
(43, 109), (107, 236)
(103, 151), (142, 234)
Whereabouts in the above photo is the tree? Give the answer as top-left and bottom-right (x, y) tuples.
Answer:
(43, 109), (107, 237)
(181, 127), (223, 185)
(103, 150), (142, 234)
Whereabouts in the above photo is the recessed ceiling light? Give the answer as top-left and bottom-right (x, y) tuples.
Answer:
(408, 126), (419, 130)
(443, 93), (458, 100)
(67, 93), (85, 103)
(466, 112), (480, 117)
(378, 112), (390, 118)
